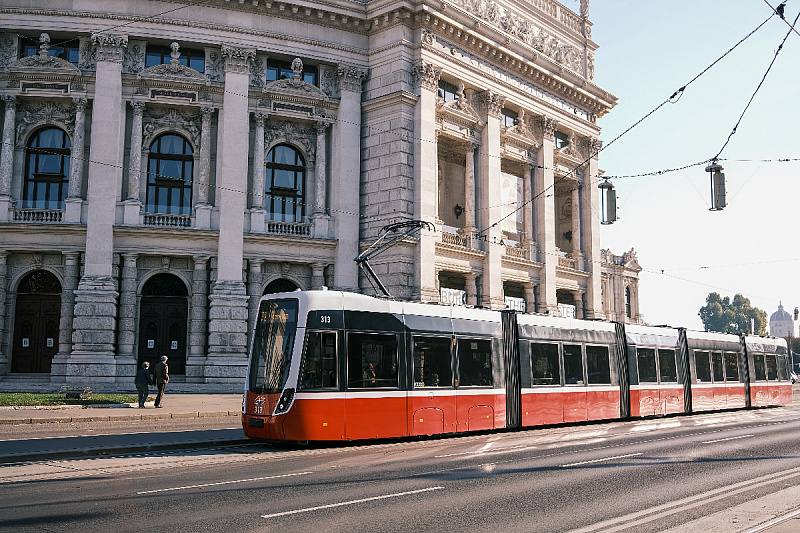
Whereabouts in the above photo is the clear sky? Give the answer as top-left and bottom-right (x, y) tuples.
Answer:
(577, 0), (800, 331)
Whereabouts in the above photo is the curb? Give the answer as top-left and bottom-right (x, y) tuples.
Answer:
(0, 437), (254, 464)
(0, 411), (241, 425)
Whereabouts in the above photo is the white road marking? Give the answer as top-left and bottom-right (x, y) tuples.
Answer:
(701, 434), (754, 444)
(561, 453), (642, 468)
(261, 486), (444, 518)
(137, 471), (312, 494)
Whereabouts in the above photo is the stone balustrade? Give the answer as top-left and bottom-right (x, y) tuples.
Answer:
(13, 209), (63, 223)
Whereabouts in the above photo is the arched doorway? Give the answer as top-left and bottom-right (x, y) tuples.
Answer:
(264, 278), (298, 295)
(12, 270), (61, 373)
(137, 273), (188, 374)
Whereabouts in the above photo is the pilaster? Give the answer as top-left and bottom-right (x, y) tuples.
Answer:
(249, 111), (267, 233)
(583, 137), (604, 319)
(412, 60), (440, 302)
(50, 252), (80, 381)
(186, 255), (210, 382)
(0, 253), (7, 374)
(332, 63), (366, 291)
(0, 96), (16, 222)
(535, 117), (558, 314)
(115, 253), (138, 379)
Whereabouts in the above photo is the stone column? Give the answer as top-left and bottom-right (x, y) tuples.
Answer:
(311, 262), (326, 290)
(0, 96), (16, 222)
(478, 90), (505, 309)
(522, 162), (536, 259)
(583, 137), (604, 319)
(70, 33), (127, 383)
(571, 184), (583, 269)
(50, 252), (80, 381)
(64, 98), (87, 223)
(312, 121), (330, 238)
(465, 273), (478, 307)
(0, 252), (7, 373)
(195, 106), (214, 229)
(462, 143), (477, 236)
(207, 45), (255, 383)
(524, 282), (536, 315)
(249, 112), (267, 233)
(412, 60), (441, 302)
(572, 290), (584, 319)
(186, 255), (209, 382)
(116, 253), (138, 379)
(246, 258), (263, 351)
(331, 63), (367, 292)
(122, 101), (145, 225)
(535, 117), (558, 314)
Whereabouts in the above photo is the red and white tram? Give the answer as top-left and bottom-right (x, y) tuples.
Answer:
(242, 290), (792, 442)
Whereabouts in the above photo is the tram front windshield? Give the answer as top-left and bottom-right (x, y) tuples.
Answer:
(249, 299), (298, 394)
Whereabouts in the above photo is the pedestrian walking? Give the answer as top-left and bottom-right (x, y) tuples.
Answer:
(154, 355), (169, 408)
(134, 361), (153, 408)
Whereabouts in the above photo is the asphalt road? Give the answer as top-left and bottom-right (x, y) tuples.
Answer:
(2, 403), (800, 532)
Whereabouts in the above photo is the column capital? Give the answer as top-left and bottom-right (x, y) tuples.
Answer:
(72, 97), (87, 111)
(129, 100), (146, 115)
(477, 90), (505, 119)
(412, 60), (442, 92)
(536, 116), (558, 140)
(221, 44), (256, 75)
(201, 106), (215, 120)
(91, 33), (128, 63)
(2, 95), (16, 108)
(316, 121), (330, 134)
(336, 63), (367, 93)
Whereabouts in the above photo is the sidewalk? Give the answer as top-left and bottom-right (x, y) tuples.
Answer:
(0, 394), (250, 463)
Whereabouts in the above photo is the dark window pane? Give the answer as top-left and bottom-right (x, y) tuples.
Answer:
(725, 352), (740, 382)
(712, 351), (724, 382)
(587, 345), (611, 384)
(694, 351), (711, 382)
(765, 354), (778, 381)
(531, 342), (560, 386)
(299, 331), (337, 389)
(413, 336), (452, 388)
(658, 349), (677, 383)
(457, 338), (492, 387)
(754, 353), (767, 381)
(637, 348), (657, 382)
(347, 333), (398, 388)
(564, 344), (584, 384)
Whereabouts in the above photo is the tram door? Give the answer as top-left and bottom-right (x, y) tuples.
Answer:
(12, 271), (61, 374)
(137, 274), (188, 374)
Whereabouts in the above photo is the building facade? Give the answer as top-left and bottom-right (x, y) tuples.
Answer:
(0, 0), (638, 388)
(769, 303), (795, 338)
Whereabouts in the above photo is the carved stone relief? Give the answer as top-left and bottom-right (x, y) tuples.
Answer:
(15, 100), (76, 146)
(204, 47), (224, 82)
(250, 53), (267, 87)
(137, 42), (209, 85)
(451, 0), (585, 76)
(123, 40), (147, 75)
(264, 58), (328, 99)
(4, 33), (80, 75)
(142, 107), (202, 149)
(319, 65), (338, 98)
(263, 120), (315, 160)
(0, 34), (19, 68)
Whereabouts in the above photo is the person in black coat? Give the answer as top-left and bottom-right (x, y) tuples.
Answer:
(154, 355), (169, 408)
(134, 362), (154, 408)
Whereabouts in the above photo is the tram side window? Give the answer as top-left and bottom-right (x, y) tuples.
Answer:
(564, 344), (584, 385)
(347, 333), (398, 388)
(765, 353), (778, 381)
(658, 349), (678, 383)
(586, 345), (611, 384)
(457, 338), (493, 387)
(637, 348), (657, 383)
(694, 351), (711, 383)
(531, 342), (560, 385)
(711, 352), (724, 382)
(299, 332), (337, 390)
(724, 352), (740, 382)
(413, 336), (453, 387)
(778, 355), (789, 381)
(753, 353), (767, 381)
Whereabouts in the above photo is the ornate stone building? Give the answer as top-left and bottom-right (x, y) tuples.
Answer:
(769, 303), (795, 338)
(0, 0), (638, 388)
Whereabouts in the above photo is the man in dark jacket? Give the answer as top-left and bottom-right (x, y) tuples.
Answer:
(134, 361), (153, 408)
(154, 355), (169, 408)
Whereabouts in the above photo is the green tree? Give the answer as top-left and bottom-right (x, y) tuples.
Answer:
(698, 292), (767, 335)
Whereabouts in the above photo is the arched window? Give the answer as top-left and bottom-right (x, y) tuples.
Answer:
(264, 278), (298, 294)
(23, 127), (71, 209)
(265, 144), (305, 222)
(146, 134), (193, 215)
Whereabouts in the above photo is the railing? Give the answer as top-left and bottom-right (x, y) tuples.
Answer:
(558, 256), (577, 269)
(143, 213), (192, 228)
(266, 221), (311, 236)
(505, 247), (528, 260)
(441, 232), (468, 247)
(13, 209), (63, 223)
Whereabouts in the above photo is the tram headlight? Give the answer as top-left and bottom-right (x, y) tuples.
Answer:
(274, 388), (295, 415)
